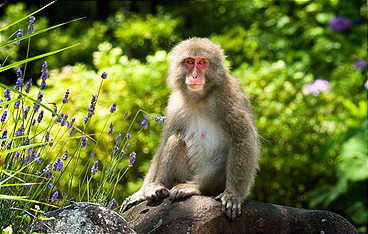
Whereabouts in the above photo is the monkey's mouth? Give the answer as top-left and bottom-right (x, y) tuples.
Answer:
(187, 84), (204, 91)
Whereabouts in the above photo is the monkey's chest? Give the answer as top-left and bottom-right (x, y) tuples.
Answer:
(182, 117), (226, 169)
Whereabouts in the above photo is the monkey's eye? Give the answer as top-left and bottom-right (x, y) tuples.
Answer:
(198, 58), (207, 65)
(184, 58), (195, 65)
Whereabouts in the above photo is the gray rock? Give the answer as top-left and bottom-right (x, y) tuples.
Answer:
(123, 195), (358, 234)
(31, 202), (136, 234)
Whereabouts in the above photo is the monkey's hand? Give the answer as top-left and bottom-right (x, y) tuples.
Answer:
(215, 191), (242, 220)
(143, 182), (169, 201)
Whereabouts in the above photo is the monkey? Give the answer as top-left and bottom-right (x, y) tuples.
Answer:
(125, 37), (260, 220)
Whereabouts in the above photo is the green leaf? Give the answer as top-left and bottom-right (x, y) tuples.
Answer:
(0, 44), (80, 73)
(339, 128), (368, 181)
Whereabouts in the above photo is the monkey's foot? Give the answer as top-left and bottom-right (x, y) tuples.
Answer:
(143, 182), (169, 201)
(215, 192), (242, 220)
(120, 190), (145, 212)
(169, 183), (201, 200)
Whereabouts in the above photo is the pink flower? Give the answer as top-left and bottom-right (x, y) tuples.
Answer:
(304, 79), (330, 96)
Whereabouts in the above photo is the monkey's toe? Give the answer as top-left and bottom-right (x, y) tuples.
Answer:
(169, 184), (200, 200)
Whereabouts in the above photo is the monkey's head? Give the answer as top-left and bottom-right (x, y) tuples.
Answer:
(168, 38), (228, 97)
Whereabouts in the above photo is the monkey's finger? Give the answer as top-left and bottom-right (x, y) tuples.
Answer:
(236, 203), (242, 216)
(231, 205), (237, 220)
(225, 200), (233, 218)
(169, 188), (178, 200)
(215, 193), (223, 201)
(221, 197), (227, 212)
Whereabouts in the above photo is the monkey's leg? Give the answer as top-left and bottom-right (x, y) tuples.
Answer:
(143, 133), (190, 201)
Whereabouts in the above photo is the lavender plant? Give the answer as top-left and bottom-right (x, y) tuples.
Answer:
(0, 4), (165, 232)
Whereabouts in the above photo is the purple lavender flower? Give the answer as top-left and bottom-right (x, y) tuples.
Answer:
(40, 61), (48, 89)
(108, 122), (114, 135)
(14, 68), (23, 90)
(124, 110), (129, 119)
(81, 135), (88, 147)
(108, 198), (116, 209)
(23, 105), (30, 119)
(129, 151), (136, 167)
(62, 89), (70, 104)
(34, 104), (40, 112)
(60, 113), (68, 126)
(69, 127), (76, 136)
(121, 149), (127, 157)
(48, 182), (53, 189)
(28, 16), (35, 34)
(1, 110), (8, 124)
(14, 101), (20, 109)
(51, 190), (59, 200)
(116, 133), (122, 143)
(101, 71), (108, 79)
(62, 150), (68, 160)
(37, 91), (44, 102)
(328, 17), (351, 32)
(37, 110), (44, 123)
(31, 119), (36, 126)
(41, 61), (48, 78)
(67, 117), (76, 129)
(88, 95), (97, 113)
(354, 59), (367, 71)
(14, 29), (23, 45)
(141, 115), (150, 129)
(85, 95), (97, 123)
(53, 158), (64, 171)
(37, 157), (43, 165)
(45, 131), (50, 142)
(25, 78), (32, 93)
(6, 140), (12, 150)
(33, 152), (41, 165)
(4, 89), (11, 101)
(110, 102), (116, 113)
(303, 79), (330, 96)
(84, 116), (89, 124)
(1, 129), (8, 139)
(91, 160), (99, 175)
(126, 132), (131, 139)
(15, 124), (25, 137)
(111, 145), (119, 156)
(43, 163), (52, 178)
(52, 106), (57, 117)
(89, 149), (96, 158)
(155, 116), (166, 122)
(14, 151), (20, 158)
(25, 183), (31, 188)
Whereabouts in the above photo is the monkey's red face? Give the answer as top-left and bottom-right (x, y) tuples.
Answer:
(183, 57), (209, 91)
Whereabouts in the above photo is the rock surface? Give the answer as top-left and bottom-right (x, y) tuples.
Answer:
(31, 202), (136, 234)
(123, 195), (358, 234)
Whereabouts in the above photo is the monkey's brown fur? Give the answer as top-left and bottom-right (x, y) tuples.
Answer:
(125, 38), (260, 219)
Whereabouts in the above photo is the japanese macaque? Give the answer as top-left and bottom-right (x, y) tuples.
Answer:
(125, 37), (260, 220)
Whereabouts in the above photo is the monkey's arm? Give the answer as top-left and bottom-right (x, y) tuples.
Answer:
(216, 95), (260, 220)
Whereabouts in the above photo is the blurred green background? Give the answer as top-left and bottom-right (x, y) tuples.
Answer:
(0, 0), (367, 232)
